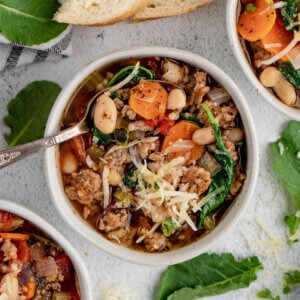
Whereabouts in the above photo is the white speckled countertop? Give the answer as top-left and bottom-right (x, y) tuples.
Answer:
(0, 1), (299, 299)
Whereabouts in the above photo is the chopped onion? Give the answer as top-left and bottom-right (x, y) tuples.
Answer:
(163, 139), (194, 154)
(35, 256), (58, 277)
(207, 87), (231, 105)
(30, 243), (44, 261)
(103, 165), (110, 209)
(257, 33), (300, 68)
(287, 43), (300, 69)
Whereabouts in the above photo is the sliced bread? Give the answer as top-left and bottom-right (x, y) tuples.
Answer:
(131, 0), (212, 22)
(54, 0), (149, 26)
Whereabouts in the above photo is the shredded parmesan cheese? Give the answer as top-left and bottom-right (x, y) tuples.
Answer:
(103, 165), (110, 208)
(136, 222), (161, 244)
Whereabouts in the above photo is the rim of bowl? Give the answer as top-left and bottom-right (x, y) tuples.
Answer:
(226, 0), (300, 120)
(45, 47), (259, 266)
(0, 199), (93, 300)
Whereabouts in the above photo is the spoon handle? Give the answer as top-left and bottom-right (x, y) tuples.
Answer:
(0, 124), (85, 169)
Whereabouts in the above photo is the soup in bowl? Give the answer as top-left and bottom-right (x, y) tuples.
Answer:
(0, 200), (92, 299)
(227, 0), (300, 119)
(45, 47), (258, 266)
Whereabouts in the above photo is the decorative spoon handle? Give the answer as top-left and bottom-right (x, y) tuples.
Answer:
(0, 123), (85, 169)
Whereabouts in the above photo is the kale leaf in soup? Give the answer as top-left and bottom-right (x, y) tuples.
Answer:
(59, 57), (247, 253)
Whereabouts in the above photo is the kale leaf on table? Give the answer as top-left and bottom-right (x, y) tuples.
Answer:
(271, 121), (300, 244)
(0, 0), (68, 45)
(283, 270), (300, 294)
(4, 81), (61, 147)
(157, 253), (262, 300)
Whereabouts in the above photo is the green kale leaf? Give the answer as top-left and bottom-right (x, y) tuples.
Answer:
(278, 62), (300, 89)
(92, 128), (113, 145)
(157, 253), (262, 300)
(271, 121), (300, 243)
(281, 0), (299, 31)
(198, 104), (234, 227)
(0, 0), (68, 45)
(257, 288), (280, 300)
(4, 81), (61, 147)
(123, 166), (138, 188)
(284, 213), (300, 244)
(283, 270), (300, 294)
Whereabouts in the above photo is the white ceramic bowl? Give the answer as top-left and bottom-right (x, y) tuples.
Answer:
(0, 199), (93, 300)
(45, 47), (259, 266)
(227, 0), (300, 120)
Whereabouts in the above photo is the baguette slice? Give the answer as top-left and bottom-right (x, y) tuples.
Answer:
(131, 0), (212, 22)
(54, 0), (149, 26)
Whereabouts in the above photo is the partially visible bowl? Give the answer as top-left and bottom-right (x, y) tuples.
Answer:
(45, 47), (259, 266)
(227, 0), (300, 120)
(0, 199), (92, 299)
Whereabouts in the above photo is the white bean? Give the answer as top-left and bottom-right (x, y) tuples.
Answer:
(162, 60), (184, 83)
(108, 168), (121, 186)
(192, 127), (215, 145)
(259, 66), (296, 106)
(61, 152), (78, 174)
(259, 67), (282, 87)
(167, 88), (186, 110)
(273, 79), (296, 106)
(94, 94), (117, 134)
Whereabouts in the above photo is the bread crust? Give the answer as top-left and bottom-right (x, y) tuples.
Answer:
(131, 0), (212, 23)
(54, 0), (149, 26)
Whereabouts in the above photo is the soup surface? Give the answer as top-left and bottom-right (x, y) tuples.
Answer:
(237, 0), (300, 108)
(59, 57), (247, 252)
(0, 210), (80, 299)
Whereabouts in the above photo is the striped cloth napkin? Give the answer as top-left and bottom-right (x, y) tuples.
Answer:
(0, 25), (73, 72)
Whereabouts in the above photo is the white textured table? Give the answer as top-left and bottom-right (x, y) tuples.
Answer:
(0, 1), (299, 299)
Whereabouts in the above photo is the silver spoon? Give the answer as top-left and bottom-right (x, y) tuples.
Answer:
(0, 62), (140, 169)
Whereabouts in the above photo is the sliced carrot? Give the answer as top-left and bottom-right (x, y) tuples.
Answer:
(238, 0), (276, 42)
(129, 81), (168, 120)
(0, 232), (30, 240)
(261, 14), (294, 54)
(25, 277), (36, 299)
(162, 120), (203, 162)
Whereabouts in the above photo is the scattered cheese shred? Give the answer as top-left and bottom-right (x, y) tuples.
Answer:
(103, 165), (110, 209)
(136, 222), (161, 244)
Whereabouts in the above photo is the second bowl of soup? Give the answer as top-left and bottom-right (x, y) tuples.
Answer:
(227, 0), (300, 120)
(45, 47), (258, 266)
